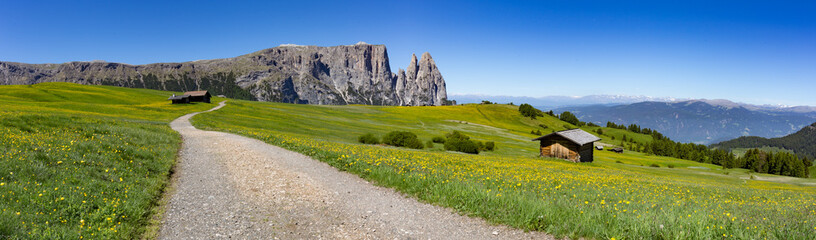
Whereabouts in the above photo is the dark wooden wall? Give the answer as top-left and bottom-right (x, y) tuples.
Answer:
(189, 94), (211, 103)
(578, 143), (594, 162)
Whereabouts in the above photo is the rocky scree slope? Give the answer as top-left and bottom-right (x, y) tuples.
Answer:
(0, 43), (447, 106)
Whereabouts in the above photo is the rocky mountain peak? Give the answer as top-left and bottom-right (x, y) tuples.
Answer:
(406, 53), (419, 80)
(420, 52), (433, 61)
(394, 52), (446, 106)
(0, 43), (447, 106)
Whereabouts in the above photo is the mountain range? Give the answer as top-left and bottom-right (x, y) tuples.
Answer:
(555, 100), (816, 144)
(452, 94), (816, 114)
(450, 94), (680, 108)
(0, 42), (447, 106)
(674, 99), (816, 114)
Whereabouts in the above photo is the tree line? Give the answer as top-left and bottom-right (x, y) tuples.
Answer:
(100, 72), (256, 100)
(606, 121), (811, 178)
(606, 122), (666, 141)
(711, 122), (816, 159)
(722, 149), (810, 178)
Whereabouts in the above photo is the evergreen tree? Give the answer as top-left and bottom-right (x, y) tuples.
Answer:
(558, 111), (581, 126)
(518, 104), (544, 119)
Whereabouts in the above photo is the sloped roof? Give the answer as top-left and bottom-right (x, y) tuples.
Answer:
(168, 95), (189, 100)
(532, 129), (601, 145)
(183, 90), (209, 97)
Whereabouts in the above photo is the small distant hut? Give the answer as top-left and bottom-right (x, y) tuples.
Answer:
(168, 94), (190, 104)
(532, 129), (601, 162)
(184, 90), (211, 103)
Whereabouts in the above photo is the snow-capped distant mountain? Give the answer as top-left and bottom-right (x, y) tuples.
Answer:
(677, 99), (816, 114)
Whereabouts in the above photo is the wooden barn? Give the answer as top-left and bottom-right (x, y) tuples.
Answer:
(532, 129), (601, 162)
(168, 94), (190, 104)
(184, 90), (211, 103)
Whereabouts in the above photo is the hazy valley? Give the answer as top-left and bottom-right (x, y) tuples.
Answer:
(554, 100), (816, 144)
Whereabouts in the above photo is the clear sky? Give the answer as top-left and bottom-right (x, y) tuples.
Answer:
(1, 0), (814, 106)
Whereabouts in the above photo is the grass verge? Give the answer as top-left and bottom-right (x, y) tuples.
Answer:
(0, 114), (179, 239)
(0, 83), (223, 239)
(192, 100), (816, 239)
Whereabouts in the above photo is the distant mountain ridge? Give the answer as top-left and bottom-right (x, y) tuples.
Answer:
(450, 94), (680, 108)
(0, 42), (447, 106)
(555, 100), (816, 144)
(451, 94), (816, 114)
(712, 122), (816, 159)
(677, 99), (816, 114)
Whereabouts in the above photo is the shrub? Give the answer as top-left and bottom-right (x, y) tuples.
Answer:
(531, 129), (542, 135)
(357, 133), (380, 144)
(426, 140), (434, 148)
(650, 163), (660, 168)
(445, 131), (470, 141)
(616, 160), (623, 164)
(484, 141), (495, 151)
(382, 131), (424, 149)
(432, 136), (446, 143)
(444, 138), (479, 154)
(667, 164), (676, 168)
(442, 131), (491, 153)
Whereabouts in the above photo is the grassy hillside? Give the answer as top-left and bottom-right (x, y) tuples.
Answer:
(730, 146), (794, 157)
(581, 125), (654, 147)
(0, 83), (222, 239)
(0, 83), (218, 122)
(193, 100), (816, 239)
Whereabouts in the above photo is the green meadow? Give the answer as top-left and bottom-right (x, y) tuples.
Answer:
(2, 83), (814, 239)
(0, 83), (221, 239)
(193, 99), (816, 239)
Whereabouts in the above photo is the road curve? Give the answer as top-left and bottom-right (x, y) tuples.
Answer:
(158, 101), (552, 239)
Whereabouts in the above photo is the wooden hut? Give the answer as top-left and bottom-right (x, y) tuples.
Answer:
(168, 94), (190, 104)
(532, 129), (601, 162)
(183, 90), (211, 103)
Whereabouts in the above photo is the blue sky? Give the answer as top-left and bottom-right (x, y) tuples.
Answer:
(1, 0), (814, 106)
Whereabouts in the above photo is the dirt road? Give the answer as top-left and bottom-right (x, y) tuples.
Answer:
(158, 101), (552, 239)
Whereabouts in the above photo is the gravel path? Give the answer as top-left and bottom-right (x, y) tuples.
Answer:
(159, 101), (553, 239)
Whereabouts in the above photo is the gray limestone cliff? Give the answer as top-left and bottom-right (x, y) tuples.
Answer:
(0, 43), (447, 106)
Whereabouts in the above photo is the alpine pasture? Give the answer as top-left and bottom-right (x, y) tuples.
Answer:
(1, 83), (814, 239)
(192, 99), (816, 239)
(0, 83), (221, 239)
